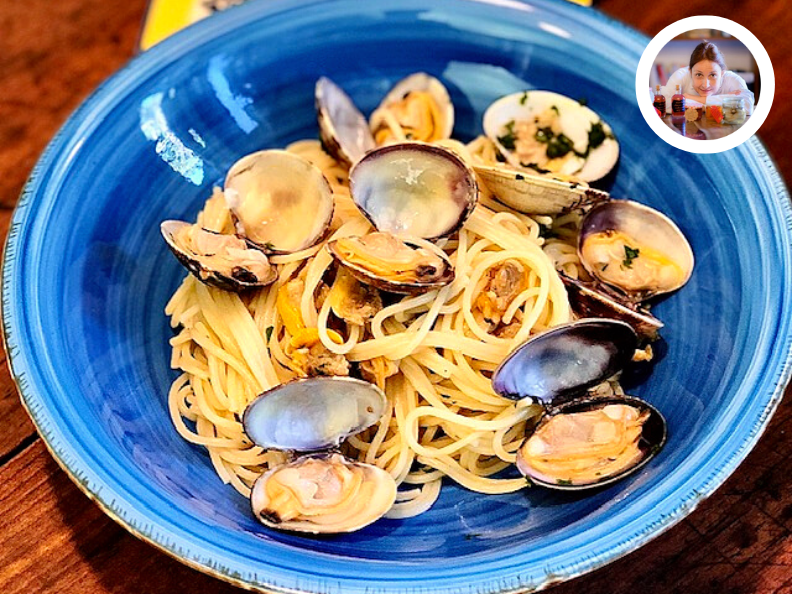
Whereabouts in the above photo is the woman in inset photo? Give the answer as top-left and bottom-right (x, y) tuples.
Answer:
(661, 40), (755, 112)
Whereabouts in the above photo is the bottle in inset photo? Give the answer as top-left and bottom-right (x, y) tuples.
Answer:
(653, 85), (666, 115)
(672, 84), (686, 116)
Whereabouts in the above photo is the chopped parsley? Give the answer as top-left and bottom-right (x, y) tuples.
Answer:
(262, 241), (276, 251)
(622, 245), (640, 268)
(519, 91), (529, 105)
(577, 97), (588, 106)
(534, 126), (554, 144)
(546, 133), (575, 159)
(556, 478), (573, 486)
(532, 126), (575, 159)
(601, 264), (609, 272)
(587, 121), (612, 151)
(497, 120), (517, 150)
(265, 326), (274, 342)
(551, 105), (559, 115)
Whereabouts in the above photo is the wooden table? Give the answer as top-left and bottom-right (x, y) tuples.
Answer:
(662, 113), (750, 140)
(1, 1), (790, 592)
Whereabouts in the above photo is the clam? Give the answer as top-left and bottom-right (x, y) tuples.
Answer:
(243, 377), (386, 451)
(369, 72), (454, 145)
(491, 319), (666, 490)
(243, 377), (397, 533)
(250, 453), (397, 534)
(560, 274), (663, 341)
(349, 142), (478, 240)
(315, 77), (376, 167)
(578, 200), (694, 302)
(224, 150), (334, 254)
(472, 162), (610, 215)
(482, 90), (619, 183)
(327, 232), (454, 295)
(161, 220), (277, 292)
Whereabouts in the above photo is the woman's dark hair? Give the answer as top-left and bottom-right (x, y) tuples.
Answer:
(689, 40), (727, 71)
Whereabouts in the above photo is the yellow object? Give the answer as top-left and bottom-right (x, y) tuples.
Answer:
(290, 328), (343, 348)
(141, 0), (591, 50)
(276, 282), (305, 336)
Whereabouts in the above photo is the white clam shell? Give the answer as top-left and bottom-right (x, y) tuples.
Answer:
(482, 90), (619, 182)
(224, 150), (334, 254)
(315, 77), (376, 166)
(349, 142), (478, 240)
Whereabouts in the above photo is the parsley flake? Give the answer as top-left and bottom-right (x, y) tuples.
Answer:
(519, 91), (529, 105)
(622, 245), (640, 268)
(497, 120), (517, 150)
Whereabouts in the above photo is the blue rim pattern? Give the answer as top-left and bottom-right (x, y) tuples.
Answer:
(3, 1), (792, 592)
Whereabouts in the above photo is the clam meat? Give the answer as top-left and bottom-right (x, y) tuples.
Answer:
(483, 91), (619, 182)
(516, 400), (651, 487)
(349, 142), (478, 240)
(327, 232), (454, 294)
(369, 72), (454, 145)
(161, 220), (277, 292)
(578, 200), (694, 301)
(224, 150), (334, 254)
(250, 453), (397, 534)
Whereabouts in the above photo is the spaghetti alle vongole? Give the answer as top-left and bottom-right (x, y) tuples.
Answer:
(162, 75), (691, 533)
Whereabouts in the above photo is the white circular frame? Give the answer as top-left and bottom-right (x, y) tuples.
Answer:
(636, 16), (775, 154)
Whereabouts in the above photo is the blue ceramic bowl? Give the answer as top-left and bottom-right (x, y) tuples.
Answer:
(4, 0), (791, 592)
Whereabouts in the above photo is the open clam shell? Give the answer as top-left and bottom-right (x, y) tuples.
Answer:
(349, 142), (478, 240)
(250, 453), (397, 534)
(160, 220), (277, 292)
(326, 233), (455, 295)
(242, 377), (387, 452)
(370, 72), (454, 145)
(491, 319), (666, 491)
(578, 200), (694, 302)
(472, 162), (610, 215)
(315, 77), (376, 167)
(482, 90), (619, 183)
(224, 150), (334, 254)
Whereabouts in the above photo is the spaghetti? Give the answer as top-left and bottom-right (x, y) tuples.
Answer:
(165, 136), (589, 518)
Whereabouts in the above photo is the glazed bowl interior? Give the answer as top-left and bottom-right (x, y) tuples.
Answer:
(4, 0), (791, 593)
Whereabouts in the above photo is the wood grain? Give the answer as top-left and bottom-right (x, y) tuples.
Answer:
(0, 0), (790, 592)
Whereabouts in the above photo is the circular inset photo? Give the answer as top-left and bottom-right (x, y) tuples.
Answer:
(636, 17), (774, 153)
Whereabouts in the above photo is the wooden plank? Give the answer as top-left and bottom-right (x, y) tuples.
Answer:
(0, 442), (242, 594)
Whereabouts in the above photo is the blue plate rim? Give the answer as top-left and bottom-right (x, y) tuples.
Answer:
(3, 0), (792, 592)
